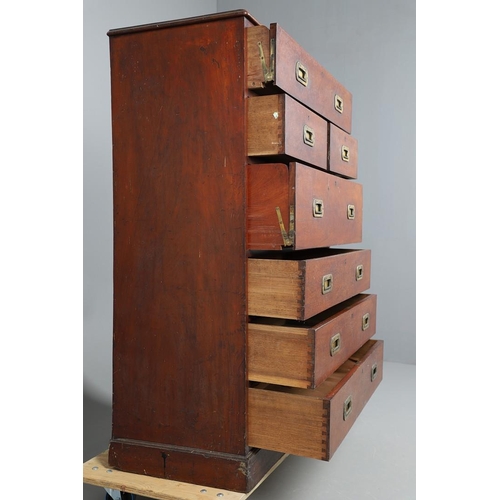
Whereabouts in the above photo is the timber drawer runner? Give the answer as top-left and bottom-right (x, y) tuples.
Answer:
(248, 248), (371, 320)
(248, 339), (383, 460)
(247, 162), (362, 250)
(246, 23), (352, 133)
(247, 94), (328, 170)
(248, 294), (377, 389)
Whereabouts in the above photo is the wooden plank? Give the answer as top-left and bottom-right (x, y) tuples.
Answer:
(246, 25), (271, 89)
(248, 388), (327, 460)
(248, 321), (313, 388)
(83, 450), (288, 500)
(247, 258), (304, 319)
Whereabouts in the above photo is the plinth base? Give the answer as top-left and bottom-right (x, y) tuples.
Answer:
(83, 450), (288, 500)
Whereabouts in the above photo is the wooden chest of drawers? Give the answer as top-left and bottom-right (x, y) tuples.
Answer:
(107, 9), (383, 493)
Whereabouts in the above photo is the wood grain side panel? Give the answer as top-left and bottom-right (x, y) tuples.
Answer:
(247, 259), (304, 318)
(248, 388), (327, 460)
(248, 322), (313, 388)
(293, 163), (362, 250)
(272, 23), (352, 133)
(246, 25), (271, 89)
(247, 94), (284, 156)
(247, 163), (290, 250)
(329, 124), (358, 178)
(110, 17), (248, 456)
(313, 294), (377, 387)
(303, 250), (371, 319)
(327, 340), (383, 459)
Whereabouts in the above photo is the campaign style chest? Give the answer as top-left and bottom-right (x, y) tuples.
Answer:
(107, 9), (383, 493)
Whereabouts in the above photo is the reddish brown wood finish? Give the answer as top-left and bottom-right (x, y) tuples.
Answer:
(329, 124), (359, 178)
(247, 94), (328, 170)
(247, 162), (362, 250)
(246, 24), (352, 133)
(107, 12), (282, 492)
(248, 294), (377, 389)
(108, 440), (282, 492)
(248, 248), (371, 320)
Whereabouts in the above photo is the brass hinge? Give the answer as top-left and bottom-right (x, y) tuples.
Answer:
(275, 205), (294, 247)
(257, 38), (275, 82)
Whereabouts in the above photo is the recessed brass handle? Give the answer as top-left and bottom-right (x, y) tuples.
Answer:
(313, 198), (324, 218)
(330, 333), (341, 356)
(356, 265), (364, 281)
(303, 125), (315, 147)
(335, 94), (344, 114)
(347, 204), (355, 220)
(343, 395), (353, 420)
(341, 145), (350, 162)
(371, 363), (378, 382)
(362, 313), (370, 331)
(322, 274), (333, 294)
(295, 61), (309, 86)
(347, 205), (356, 220)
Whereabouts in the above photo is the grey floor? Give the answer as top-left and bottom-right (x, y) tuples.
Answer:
(83, 361), (415, 500)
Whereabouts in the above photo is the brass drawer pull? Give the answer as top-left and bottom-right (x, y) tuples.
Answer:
(343, 395), (353, 420)
(356, 265), (364, 281)
(330, 333), (341, 356)
(295, 61), (309, 86)
(371, 363), (378, 382)
(334, 94), (344, 113)
(362, 313), (370, 331)
(313, 198), (324, 218)
(303, 125), (315, 147)
(347, 204), (355, 220)
(341, 145), (350, 162)
(322, 274), (333, 294)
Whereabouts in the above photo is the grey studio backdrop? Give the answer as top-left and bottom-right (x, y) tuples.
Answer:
(83, 0), (415, 497)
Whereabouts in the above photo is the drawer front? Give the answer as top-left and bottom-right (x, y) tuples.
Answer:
(248, 294), (377, 389)
(248, 249), (371, 320)
(247, 162), (362, 251)
(329, 125), (358, 179)
(246, 24), (352, 133)
(247, 94), (328, 170)
(248, 339), (383, 460)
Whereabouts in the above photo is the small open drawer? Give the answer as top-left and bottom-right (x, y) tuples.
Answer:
(248, 339), (383, 460)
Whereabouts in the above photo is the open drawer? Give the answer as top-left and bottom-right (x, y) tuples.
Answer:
(247, 162), (362, 251)
(248, 248), (370, 320)
(248, 294), (377, 389)
(246, 23), (352, 134)
(248, 339), (383, 460)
